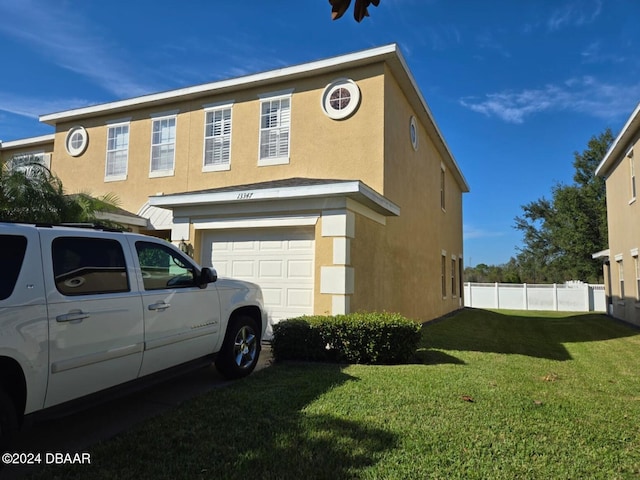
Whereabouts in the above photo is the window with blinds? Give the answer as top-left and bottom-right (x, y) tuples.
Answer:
(7, 152), (49, 171)
(150, 116), (176, 176)
(203, 107), (232, 171)
(259, 96), (291, 166)
(105, 123), (129, 180)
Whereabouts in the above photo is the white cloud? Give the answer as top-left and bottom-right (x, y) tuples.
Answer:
(460, 77), (640, 124)
(464, 225), (505, 240)
(474, 31), (511, 59)
(0, 0), (155, 98)
(0, 92), (89, 119)
(581, 41), (627, 65)
(547, 0), (602, 31)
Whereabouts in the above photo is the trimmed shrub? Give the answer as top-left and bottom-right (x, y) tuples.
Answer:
(271, 312), (421, 364)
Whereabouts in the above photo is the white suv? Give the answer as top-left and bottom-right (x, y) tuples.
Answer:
(0, 223), (267, 450)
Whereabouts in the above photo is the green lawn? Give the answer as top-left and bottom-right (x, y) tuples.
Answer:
(31, 309), (640, 479)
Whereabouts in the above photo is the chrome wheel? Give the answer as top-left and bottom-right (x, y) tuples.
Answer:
(233, 325), (258, 369)
(216, 315), (261, 379)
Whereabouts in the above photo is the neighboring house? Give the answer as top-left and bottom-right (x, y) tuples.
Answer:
(595, 102), (640, 325)
(0, 134), (54, 171)
(2, 44), (469, 328)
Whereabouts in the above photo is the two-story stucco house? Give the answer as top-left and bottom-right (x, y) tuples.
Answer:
(1, 44), (469, 330)
(595, 102), (640, 325)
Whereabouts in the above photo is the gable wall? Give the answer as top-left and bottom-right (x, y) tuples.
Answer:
(350, 65), (464, 320)
(604, 132), (640, 324)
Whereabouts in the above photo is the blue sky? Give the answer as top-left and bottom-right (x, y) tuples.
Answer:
(1, 0), (638, 266)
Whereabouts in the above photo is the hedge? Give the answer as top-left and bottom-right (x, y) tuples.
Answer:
(271, 312), (421, 364)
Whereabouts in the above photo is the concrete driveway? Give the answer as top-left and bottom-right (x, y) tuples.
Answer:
(2, 345), (272, 480)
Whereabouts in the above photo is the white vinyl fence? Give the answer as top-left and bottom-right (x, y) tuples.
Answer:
(464, 282), (606, 312)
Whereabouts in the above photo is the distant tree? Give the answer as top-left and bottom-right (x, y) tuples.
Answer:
(0, 162), (121, 225)
(463, 258), (521, 283)
(514, 128), (613, 283)
(501, 258), (522, 283)
(330, 0), (380, 22)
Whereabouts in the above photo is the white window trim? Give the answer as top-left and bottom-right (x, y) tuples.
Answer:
(440, 163), (447, 212)
(633, 249), (640, 303)
(629, 148), (636, 205)
(321, 78), (361, 120)
(104, 120), (130, 182)
(149, 113), (177, 178)
(441, 250), (448, 299)
(258, 89), (293, 167)
(616, 255), (625, 305)
(409, 116), (418, 151)
(202, 102), (233, 173)
(451, 254), (457, 298)
(65, 126), (88, 157)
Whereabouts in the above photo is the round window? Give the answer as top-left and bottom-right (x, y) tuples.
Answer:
(65, 126), (88, 157)
(330, 87), (351, 110)
(410, 116), (418, 151)
(321, 79), (360, 120)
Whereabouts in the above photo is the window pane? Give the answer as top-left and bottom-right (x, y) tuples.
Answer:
(106, 124), (129, 177)
(259, 98), (290, 160)
(9, 153), (45, 171)
(204, 108), (231, 167)
(136, 241), (195, 290)
(151, 117), (176, 172)
(52, 237), (129, 295)
(0, 235), (28, 300)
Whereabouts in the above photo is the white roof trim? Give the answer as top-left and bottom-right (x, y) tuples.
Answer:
(392, 48), (469, 193)
(40, 45), (398, 124)
(37, 42), (468, 193)
(592, 249), (610, 259)
(596, 102), (640, 178)
(0, 134), (54, 149)
(149, 181), (400, 217)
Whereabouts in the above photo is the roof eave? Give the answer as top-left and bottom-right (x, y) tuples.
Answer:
(149, 180), (400, 217)
(388, 49), (470, 193)
(37, 43), (469, 194)
(39, 44), (399, 126)
(0, 134), (55, 150)
(596, 102), (640, 178)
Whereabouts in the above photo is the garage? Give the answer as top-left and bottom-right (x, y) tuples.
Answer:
(202, 227), (315, 328)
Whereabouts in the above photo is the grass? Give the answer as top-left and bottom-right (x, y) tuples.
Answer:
(29, 309), (640, 479)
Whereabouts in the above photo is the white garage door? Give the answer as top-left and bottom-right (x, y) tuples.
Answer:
(202, 228), (315, 328)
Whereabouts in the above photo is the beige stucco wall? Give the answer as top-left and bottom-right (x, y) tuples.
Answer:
(604, 134), (640, 325)
(39, 57), (465, 324)
(369, 66), (463, 320)
(50, 64), (386, 216)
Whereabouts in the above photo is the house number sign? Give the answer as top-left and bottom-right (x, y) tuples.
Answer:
(237, 192), (254, 200)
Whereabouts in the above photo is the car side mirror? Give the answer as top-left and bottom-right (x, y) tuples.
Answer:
(197, 267), (217, 288)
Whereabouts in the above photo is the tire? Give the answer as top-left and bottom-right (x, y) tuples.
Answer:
(215, 315), (261, 380)
(0, 389), (18, 453)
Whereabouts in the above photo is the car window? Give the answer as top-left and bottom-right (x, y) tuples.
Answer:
(135, 241), (195, 290)
(52, 237), (130, 296)
(0, 235), (28, 300)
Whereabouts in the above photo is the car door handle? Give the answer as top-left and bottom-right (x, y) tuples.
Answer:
(56, 310), (90, 323)
(148, 302), (171, 311)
